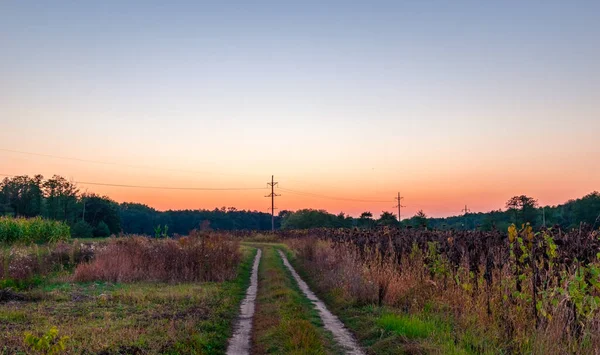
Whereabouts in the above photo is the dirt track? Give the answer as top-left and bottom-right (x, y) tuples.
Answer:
(226, 249), (262, 355)
(227, 245), (364, 354)
(278, 250), (364, 355)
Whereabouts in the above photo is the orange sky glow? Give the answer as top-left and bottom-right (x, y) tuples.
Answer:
(1, 2), (598, 218)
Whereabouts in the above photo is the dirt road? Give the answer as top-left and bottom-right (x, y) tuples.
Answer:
(226, 244), (363, 354)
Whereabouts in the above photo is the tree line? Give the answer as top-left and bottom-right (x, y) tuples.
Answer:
(1, 174), (598, 236)
(279, 193), (600, 230)
(0, 174), (278, 238)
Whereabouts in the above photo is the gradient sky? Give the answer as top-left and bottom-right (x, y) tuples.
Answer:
(1, 1), (598, 217)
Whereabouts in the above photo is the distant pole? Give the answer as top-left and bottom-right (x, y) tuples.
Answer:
(542, 207), (546, 227)
(462, 204), (470, 215)
(394, 192), (405, 221)
(266, 175), (280, 231)
(82, 188), (88, 222)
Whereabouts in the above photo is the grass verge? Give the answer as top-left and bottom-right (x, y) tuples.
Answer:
(0, 246), (257, 354)
(281, 246), (496, 355)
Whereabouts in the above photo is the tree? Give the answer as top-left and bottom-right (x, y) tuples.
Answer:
(93, 221), (111, 238)
(358, 211), (374, 229)
(0, 175), (44, 217)
(412, 210), (428, 228)
(281, 209), (339, 229)
(82, 193), (121, 234)
(377, 211), (398, 226)
(72, 221), (93, 238)
(334, 212), (353, 228)
(43, 175), (79, 223)
(506, 195), (538, 226)
(572, 192), (600, 227)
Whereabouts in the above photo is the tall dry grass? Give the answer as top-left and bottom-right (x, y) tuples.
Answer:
(1, 240), (95, 283)
(287, 236), (600, 353)
(73, 231), (241, 283)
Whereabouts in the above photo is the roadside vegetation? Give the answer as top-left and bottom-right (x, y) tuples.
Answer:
(0, 232), (251, 354)
(74, 232), (240, 283)
(283, 225), (600, 354)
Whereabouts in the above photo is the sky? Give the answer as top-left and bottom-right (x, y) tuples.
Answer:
(0, 1), (598, 218)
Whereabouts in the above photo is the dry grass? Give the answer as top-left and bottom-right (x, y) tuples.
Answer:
(287, 237), (600, 354)
(0, 246), (257, 354)
(73, 232), (240, 283)
(1, 241), (96, 286)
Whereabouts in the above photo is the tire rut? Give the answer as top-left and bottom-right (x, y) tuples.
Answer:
(226, 248), (262, 355)
(277, 250), (364, 355)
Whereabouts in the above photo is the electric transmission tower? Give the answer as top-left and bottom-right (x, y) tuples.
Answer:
(462, 204), (470, 215)
(394, 192), (405, 221)
(265, 175), (280, 231)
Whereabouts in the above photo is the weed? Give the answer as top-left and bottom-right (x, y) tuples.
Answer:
(24, 326), (70, 355)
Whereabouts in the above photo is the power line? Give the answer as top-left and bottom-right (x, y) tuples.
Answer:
(76, 181), (265, 191)
(0, 173), (265, 191)
(0, 148), (264, 179)
(2, 171), (391, 202)
(279, 187), (390, 203)
(1, 149), (394, 201)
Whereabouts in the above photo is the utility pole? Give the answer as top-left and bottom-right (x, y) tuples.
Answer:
(82, 188), (88, 222)
(462, 205), (470, 215)
(394, 192), (405, 221)
(542, 207), (546, 227)
(265, 175), (280, 231)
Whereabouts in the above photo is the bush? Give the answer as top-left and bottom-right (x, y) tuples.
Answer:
(71, 221), (93, 239)
(1, 241), (99, 284)
(93, 221), (110, 238)
(0, 217), (70, 245)
(74, 232), (241, 283)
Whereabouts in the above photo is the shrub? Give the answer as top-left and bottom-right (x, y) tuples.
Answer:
(1, 241), (99, 285)
(71, 221), (93, 239)
(0, 217), (70, 245)
(73, 232), (241, 283)
(93, 221), (110, 238)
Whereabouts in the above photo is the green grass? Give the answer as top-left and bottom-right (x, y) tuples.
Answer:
(378, 313), (440, 339)
(251, 245), (338, 354)
(0, 246), (257, 354)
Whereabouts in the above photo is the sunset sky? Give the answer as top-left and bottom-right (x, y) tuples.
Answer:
(1, 1), (598, 218)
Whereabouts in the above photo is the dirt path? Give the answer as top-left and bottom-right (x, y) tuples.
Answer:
(278, 250), (365, 355)
(226, 248), (262, 355)
(251, 246), (337, 354)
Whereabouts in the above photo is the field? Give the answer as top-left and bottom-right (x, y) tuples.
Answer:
(2, 224), (600, 354)
(281, 225), (600, 354)
(0, 232), (250, 354)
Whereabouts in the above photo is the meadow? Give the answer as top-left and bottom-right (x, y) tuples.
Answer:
(0, 225), (250, 354)
(3, 215), (600, 354)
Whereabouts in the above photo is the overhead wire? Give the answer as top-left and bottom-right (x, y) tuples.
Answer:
(278, 187), (391, 203)
(0, 148), (394, 201)
(0, 173), (266, 191)
(0, 148), (264, 179)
